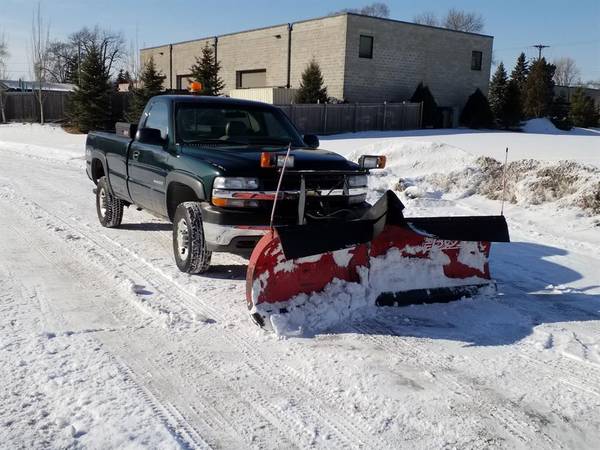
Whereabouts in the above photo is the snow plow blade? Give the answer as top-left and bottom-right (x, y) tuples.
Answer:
(246, 191), (509, 327)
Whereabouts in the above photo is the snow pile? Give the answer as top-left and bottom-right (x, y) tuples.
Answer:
(342, 140), (479, 203)
(418, 157), (600, 214)
(522, 118), (561, 134)
(334, 139), (600, 215)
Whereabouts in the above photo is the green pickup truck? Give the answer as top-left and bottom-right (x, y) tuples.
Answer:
(86, 95), (380, 274)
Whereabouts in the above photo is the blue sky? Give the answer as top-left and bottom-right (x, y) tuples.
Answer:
(2, 0), (599, 82)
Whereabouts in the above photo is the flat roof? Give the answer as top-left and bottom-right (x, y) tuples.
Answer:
(141, 12), (493, 51)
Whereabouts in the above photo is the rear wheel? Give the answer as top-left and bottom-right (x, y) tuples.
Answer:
(173, 202), (212, 274)
(96, 176), (124, 228)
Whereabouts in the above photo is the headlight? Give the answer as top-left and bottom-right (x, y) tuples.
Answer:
(213, 177), (259, 190)
(348, 174), (368, 187)
(212, 177), (260, 208)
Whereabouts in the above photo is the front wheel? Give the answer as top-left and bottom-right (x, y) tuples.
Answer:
(96, 176), (124, 228)
(173, 202), (212, 274)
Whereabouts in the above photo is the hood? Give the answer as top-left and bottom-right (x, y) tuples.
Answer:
(181, 145), (359, 175)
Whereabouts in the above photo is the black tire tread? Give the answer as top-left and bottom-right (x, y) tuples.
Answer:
(174, 202), (212, 274)
(96, 176), (124, 228)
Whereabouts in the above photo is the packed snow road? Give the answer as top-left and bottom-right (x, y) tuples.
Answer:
(1, 124), (599, 449)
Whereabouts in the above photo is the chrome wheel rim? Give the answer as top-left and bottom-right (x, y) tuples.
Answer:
(99, 187), (107, 217)
(177, 218), (190, 261)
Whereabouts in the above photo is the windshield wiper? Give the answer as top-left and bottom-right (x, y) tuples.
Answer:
(184, 138), (250, 146)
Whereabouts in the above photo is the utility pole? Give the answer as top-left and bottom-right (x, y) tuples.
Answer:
(533, 44), (550, 59)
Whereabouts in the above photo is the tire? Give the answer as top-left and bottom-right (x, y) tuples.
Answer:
(96, 176), (124, 228)
(173, 202), (212, 274)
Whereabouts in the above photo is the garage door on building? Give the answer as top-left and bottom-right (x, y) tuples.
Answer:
(236, 69), (267, 88)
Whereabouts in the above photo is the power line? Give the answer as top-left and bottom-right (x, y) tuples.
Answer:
(495, 39), (599, 52)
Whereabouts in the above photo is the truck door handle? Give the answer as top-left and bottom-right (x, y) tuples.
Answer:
(132, 150), (140, 160)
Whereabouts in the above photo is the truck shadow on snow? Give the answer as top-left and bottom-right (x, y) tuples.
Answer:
(333, 241), (600, 347)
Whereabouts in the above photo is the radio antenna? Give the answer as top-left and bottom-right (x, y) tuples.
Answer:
(500, 147), (509, 216)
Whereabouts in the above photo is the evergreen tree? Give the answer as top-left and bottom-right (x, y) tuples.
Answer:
(126, 57), (166, 123)
(503, 80), (523, 129)
(489, 62), (508, 126)
(189, 44), (224, 96)
(510, 52), (529, 119)
(489, 63), (521, 129)
(524, 57), (556, 118)
(569, 88), (600, 127)
(67, 44), (112, 133)
(410, 82), (438, 128)
(460, 88), (494, 129)
(295, 59), (328, 104)
(114, 68), (127, 90)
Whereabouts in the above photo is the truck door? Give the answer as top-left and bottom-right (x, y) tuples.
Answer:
(127, 100), (170, 217)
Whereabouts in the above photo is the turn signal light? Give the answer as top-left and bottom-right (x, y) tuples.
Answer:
(260, 152), (272, 168)
(358, 154), (386, 169)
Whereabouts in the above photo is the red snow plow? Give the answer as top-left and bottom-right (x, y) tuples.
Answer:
(246, 188), (510, 328)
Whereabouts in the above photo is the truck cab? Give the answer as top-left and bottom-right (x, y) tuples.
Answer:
(86, 95), (382, 274)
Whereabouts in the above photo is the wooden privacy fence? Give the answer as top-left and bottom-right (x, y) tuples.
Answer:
(2, 91), (69, 122)
(1, 91), (422, 134)
(1, 91), (129, 124)
(278, 102), (422, 135)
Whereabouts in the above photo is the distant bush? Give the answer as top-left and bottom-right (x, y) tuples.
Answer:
(460, 88), (494, 129)
(569, 87), (600, 128)
(410, 82), (439, 128)
(550, 94), (573, 131)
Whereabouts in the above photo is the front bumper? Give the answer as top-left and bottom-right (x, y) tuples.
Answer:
(200, 204), (272, 254)
(200, 200), (371, 254)
(203, 222), (269, 253)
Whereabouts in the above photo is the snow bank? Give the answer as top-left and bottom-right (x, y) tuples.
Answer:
(327, 138), (600, 215)
(0, 123), (86, 162)
(522, 118), (562, 134)
(322, 124), (600, 167)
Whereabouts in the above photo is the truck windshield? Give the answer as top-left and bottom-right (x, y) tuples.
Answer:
(175, 103), (304, 147)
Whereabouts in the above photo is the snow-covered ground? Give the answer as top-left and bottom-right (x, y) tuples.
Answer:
(1, 122), (599, 449)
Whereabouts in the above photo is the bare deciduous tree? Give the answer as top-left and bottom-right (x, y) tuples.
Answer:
(332, 2), (390, 18)
(46, 41), (77, 83)
(30, 2), (51, 124)
(442, 9), (484, 33)
(70, 27), (125, 77)
(413, 11), (438, 26)
(0, 29), (8, 122)
(0, 29), (8, 78)
(553, 57), (581, 86)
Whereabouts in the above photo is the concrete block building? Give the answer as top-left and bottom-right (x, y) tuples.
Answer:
(140, 13), (493, 108)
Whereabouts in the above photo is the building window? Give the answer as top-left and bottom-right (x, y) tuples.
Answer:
(236, 69), (267, 89)
(359, 35), (374, 59)
(471, 51), (483, 71)
(177, 74), (193, 90)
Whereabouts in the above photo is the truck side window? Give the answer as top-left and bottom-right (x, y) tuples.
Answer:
(145, 102), (169, 140)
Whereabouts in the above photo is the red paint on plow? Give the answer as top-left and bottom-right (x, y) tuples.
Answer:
(246, 224), (492, 312)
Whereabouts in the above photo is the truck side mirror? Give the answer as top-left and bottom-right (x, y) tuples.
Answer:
(137, 127), (166, 146)
(303, 134), (319, 149)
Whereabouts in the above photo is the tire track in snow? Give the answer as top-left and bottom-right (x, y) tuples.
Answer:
(2, 218), (217, 450)
(0, 186), (393, 449)
(1, 196), (301, 449)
